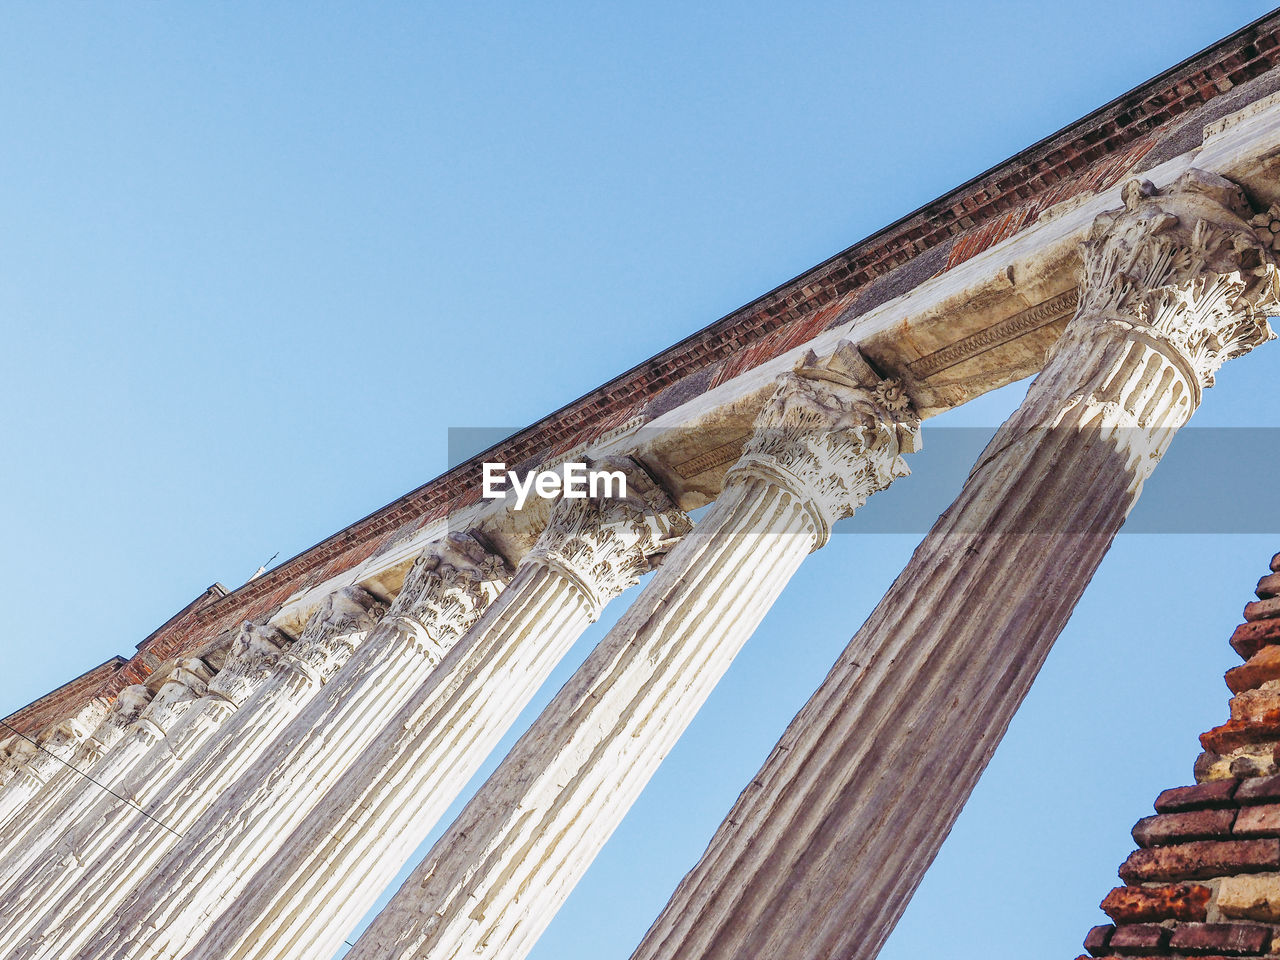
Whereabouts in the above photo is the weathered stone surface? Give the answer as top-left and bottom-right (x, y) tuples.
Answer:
(1157, 780), (1239, 812)
(1100, 884), (1211, 923)
(1119, 839), (1280, 883)
(1168, 921), (1274, 954)
(1272, 552), (1280, 574)
(1197, 750), (1233, 783)
(1232, 619), (1280, 661)
(1134, 809), (1236, 847)
(1245, 597), (1280, 622)
(1203, 718), (1280, 754)
(1235, 804), (1280, 838)
(1232, 687), (1280, 722)
(1218, 874), (1280, 921)
(1084, 924), (1114, 957)
(1107, 923), (1169, 954)
(1239, 775), (1280, 805)
(1256, 572), (1280, 600)
(1229, 647), (1280, 694)
(342, 348), (920, 960)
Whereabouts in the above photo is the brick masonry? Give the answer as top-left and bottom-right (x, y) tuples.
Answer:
(9, 14), (1280, 736)
(1078, 550), (1280, 959)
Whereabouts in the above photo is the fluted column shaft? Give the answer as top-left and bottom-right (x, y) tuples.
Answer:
(346, 345), (919, 960)
(178, 463), (690, 960)
(2, 590), (385, 960)
(0, 653), (252, 949)
(0, 698), (109, 828)
(628, 170), (1280, 960)
(0, 658), (213, 915)
(54, 533), (510, 960)
(0, 685), (152, 887)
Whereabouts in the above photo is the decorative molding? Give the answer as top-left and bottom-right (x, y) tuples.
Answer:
(1203, 88), (1280, 142)
(909, 290), (1079, 379)
(525, 458), (692, 617)
(730, 342), (921, 547)
(672, 437), (750, 480)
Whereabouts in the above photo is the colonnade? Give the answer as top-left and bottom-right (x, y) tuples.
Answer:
(0, 169), (1274, 960)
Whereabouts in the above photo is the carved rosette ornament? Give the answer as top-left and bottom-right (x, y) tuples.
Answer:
(1077, 169), (1279, 396)
(728, 342), (920, 548)
(524, 456), (692, 618)
(276, 586), (388, 686)
(385, 532), (512, 662)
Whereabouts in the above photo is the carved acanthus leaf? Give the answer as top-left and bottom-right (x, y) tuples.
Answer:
(388, 533), (511, 652)
(282, 586), (388, 684)
(1079, 169), (1279, 388)
(729, 342), (920, 546)
(525, 457), (691, 617)
(207, 622), (291, 705)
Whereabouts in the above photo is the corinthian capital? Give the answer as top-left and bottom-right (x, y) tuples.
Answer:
(1079, 168), (1279, 389)
(524, 457), (692, 618)
(281, 586), (388, 684)
(136, 658), (215, 736)
(207, 623), (292, 706)
(729, 342), (920, 548)
(388, 533), (511, 652)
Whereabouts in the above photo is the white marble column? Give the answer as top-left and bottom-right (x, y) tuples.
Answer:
(344, 345), (918, 960)
(133, 461), (689, 960)
(0, 697), (110, 828)
(56, 532), (511, 960)
(0, 586), (385, 960)
(0, 639), (269, 948)
(0, 684), (152, 881)
(627, 170), (1280, 960)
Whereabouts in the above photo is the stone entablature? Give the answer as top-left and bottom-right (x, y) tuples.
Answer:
(7, 13), (1280, 745)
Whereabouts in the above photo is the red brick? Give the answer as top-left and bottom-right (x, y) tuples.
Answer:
(1085, 925), (1115, 956)
(1238, 775), (1280, 804)
(1246, 597), (1280, 622)
(1101, 884), (1211, 923)
(1108, 923), (1169, 954)
(1118, 839), (1280, 883)
(1230, 620), (1280, 660)
(1228, 646), (1280, 694)
(1156, 781), (1238, 813)
(1168, 921), (1273, 955)
(1257, 573), (1280, 600)
(1133, 809), (1236, 847)
(1201, 717), (1280, 754)
(1235, 804), (1280, 838)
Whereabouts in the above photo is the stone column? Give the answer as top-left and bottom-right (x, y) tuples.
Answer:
(0, 697), (110, 828)
(0, 684), (152, 881)
(125, 461), (689, 960)
(1, 587), (385, 960)
(0, 641), (263, 947)
(51, 532), (510, 960)
(626, 170), (1280, 960)
(343, 345), (919, 960)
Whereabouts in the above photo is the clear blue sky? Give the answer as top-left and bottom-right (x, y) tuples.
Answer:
(3, 4), (1280, 959)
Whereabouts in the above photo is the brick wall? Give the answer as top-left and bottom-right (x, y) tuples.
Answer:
(1079, 551), (1280, 959)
